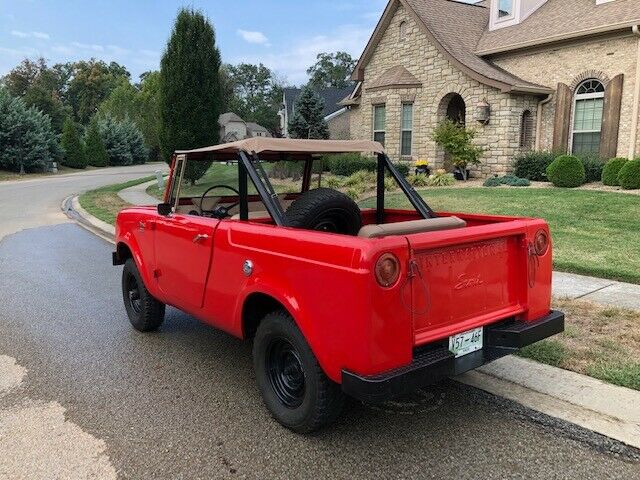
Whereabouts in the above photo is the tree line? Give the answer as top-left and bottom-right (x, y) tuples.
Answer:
(0, 7), (357, 174)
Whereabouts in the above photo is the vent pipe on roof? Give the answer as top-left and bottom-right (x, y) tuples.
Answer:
(629, 25), (640, 159)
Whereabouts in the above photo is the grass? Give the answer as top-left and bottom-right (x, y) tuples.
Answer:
(0, 165), (78, 181)
(79, 176), (155, 225)
(518, 297), (640, 390)
(362, 187), (640, 284)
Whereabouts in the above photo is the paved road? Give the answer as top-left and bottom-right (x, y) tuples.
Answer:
(0, 168), (639, 479)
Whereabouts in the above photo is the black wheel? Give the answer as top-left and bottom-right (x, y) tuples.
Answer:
(253, 311), (345, 433)
(284, 188), (362, 236)
(122, 258), (165, 332)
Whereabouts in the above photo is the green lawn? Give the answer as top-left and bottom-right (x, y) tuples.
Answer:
(79, 176), (156, 225)
(362, 187), (640, 284)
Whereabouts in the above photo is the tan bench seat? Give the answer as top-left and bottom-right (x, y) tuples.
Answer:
(358, 216), (467, 238)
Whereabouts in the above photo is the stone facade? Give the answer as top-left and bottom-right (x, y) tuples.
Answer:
(491, 34), (640, 158)
(349, 3), (640, 175)
(327, 111), (350, 140)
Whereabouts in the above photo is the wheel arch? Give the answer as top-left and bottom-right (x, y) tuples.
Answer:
(241, 291), (292, 339)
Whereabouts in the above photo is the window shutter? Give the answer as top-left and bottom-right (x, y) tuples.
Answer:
(552, 83), (572, 153)
(600, 74), (624, 160)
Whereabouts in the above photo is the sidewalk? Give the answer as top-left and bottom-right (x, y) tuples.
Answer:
(553, 271), (640, 310)
(117, 179), (162, 206)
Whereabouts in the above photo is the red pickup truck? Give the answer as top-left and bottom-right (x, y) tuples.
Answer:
(113, 138), (563, 433)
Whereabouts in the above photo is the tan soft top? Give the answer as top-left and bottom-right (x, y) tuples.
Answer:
(175, 137), (385, 160)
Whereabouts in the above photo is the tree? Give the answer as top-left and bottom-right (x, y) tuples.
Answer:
(67, 59), (131, 124)
(224, 63), (284, 133)
(432, 119), (484, 180)
(84, 119), (108, 167)
(288, 86), (329, 139)
(159, 8), (222, 183)
(307, 52), (357, 89)
(97, 116), (148, 166)
(136, 71), (161, 160)
(61, 118), (87, 169)
(0, 87), (60, 172)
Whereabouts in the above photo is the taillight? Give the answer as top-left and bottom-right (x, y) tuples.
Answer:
(375, 253), (400, 288)
(534, 230), (549, 256)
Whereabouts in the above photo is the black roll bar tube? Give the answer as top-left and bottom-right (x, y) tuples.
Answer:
(383, 154), (436, 219)
(238, 150), (286, 226)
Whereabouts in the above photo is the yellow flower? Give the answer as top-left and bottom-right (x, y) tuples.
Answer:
(415, 159), (429, 167)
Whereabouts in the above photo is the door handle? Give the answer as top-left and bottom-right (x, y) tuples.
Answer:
(193, 234), (210, 243)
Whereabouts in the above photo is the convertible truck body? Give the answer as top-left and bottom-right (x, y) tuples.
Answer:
(115, 206), (562, 402)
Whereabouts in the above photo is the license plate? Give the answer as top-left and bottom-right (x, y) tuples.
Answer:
(449, 327), (483, 358)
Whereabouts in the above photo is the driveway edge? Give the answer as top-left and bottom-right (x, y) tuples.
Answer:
(63, 194), (640, 451)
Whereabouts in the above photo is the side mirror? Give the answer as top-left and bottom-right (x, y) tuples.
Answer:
(157, 203), (172, 216)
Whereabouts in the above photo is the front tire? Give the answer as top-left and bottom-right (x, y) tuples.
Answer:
(122, 258), (165, 332)
(253, 311), (345, 433)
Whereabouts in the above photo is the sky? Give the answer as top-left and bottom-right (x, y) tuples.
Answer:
(0, 0), (478, 85)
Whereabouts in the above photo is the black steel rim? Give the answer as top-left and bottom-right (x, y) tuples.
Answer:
(266, 338), (306, 408)
(313, 209), (345, 233)
(126, 273), (142, 313)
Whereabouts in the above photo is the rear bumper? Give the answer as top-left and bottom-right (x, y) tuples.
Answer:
(341, 310), (564, 403)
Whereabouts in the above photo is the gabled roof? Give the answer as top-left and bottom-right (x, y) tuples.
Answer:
(476, 0), (640, 55)
(246, 122), (269, 133)
(353, 0), (552, 94)
(219, 112), (244, 126)
(366, 66), (422, 92)
(283, 86), (354, 119)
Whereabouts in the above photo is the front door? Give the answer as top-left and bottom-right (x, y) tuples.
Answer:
(154, 214), (218, 309)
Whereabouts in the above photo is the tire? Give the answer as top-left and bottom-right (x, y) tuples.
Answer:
(122, 258), (165, 332)
(253, 310), (345, 433)
(284, 188), (362, 236)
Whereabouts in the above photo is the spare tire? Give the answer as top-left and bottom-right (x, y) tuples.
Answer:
(285, 188), (362, 236)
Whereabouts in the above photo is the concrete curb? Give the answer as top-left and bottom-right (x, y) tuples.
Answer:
(63, 193), (640, 451)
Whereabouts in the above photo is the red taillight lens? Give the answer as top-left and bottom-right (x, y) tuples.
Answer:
(534, 230), (549, 256)
(375, 253), (400, 288)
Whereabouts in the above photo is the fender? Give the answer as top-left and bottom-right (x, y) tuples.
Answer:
(117, 232), (156, 296)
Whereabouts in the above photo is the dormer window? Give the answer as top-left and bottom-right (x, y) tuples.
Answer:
(498, 0), (514, 19)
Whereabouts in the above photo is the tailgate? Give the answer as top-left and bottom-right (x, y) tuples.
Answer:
(409, 233), (527, 345)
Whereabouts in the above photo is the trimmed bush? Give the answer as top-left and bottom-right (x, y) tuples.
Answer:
(617, 159), (640, 190)
(513, 151), (555, 181)
(483, 174), (530, 187)
(61, 118), (87, 169)
(393, 162), (410, 177)
(325, 153), (376, 176)
(84, 120), (108, 167)
(546, 155), (585, 188)
(601, 157), (629, 186)
(577, 153), (605, 183)
(0, 87), (60, 172)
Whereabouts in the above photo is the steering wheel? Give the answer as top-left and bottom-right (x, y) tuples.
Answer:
(199, 185), (241, 218)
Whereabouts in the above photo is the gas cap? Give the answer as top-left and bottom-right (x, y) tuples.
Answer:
(243, 260), (254, 277)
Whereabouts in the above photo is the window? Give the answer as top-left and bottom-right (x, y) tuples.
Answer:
(519, 110), (534, 150)
(399, 21), (407, 41)
(498, 0), (514, 18)
(571, 79), (605, 155)
(401, 103), (413, 156)
(373, 105), (386, 146)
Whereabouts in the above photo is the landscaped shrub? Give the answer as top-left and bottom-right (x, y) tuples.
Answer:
(617, 159), (640, 190)
(407, 173), (429, 187)
(61, 118), (87, 169)
(393, 163), (410, 177)
(601, 157), (629, 186)
(426, 169), (456, 187)
(546, 155), (585, 188)
(576, 153), (605, 183)
(325, 153), (376, 176)
(84, 119), (108, 167)
(513, 151), (555, 181)
(433, 119), (484, 180)
(270, 161), (303, 180)
(0, 87), (60, 172)
(483, 174), (531, 187)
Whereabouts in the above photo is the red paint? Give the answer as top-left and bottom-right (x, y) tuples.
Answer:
(115, 205), (554, 383)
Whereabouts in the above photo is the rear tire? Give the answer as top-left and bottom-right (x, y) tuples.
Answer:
(284, 188), (362, 236)
(253, 310), (345, 433)
(122, 258), (165, 332)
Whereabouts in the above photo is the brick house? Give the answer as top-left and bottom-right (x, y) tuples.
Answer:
(346, 0), (640, 176)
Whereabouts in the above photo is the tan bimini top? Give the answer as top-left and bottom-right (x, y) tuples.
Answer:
(175, 137), (385, 160)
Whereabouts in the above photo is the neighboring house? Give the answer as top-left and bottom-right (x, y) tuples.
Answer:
(347, 0), (640, 175)
(279, 87), (354, 139)
(219, 112), (272, 142)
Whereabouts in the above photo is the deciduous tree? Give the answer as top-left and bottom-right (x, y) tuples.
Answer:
(307, 52), (357, 89)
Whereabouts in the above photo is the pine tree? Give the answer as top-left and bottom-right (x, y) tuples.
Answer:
(61, 118), (86, 169)
(84, 119), (109, 167)
(159, 8), (221, 184)
(288, 86), (329, 140)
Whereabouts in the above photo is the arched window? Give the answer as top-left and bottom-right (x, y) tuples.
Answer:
(520, 110), (534, 150)
(399, 21), (407, 41)
(571, 79), (605, 154)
